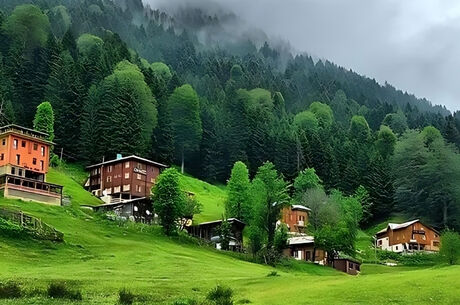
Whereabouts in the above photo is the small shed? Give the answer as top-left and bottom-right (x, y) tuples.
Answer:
(186, 218), (245, 252)
(332, 256), (361, 275)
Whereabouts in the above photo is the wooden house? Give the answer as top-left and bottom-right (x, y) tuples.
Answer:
(376, 219), (440, 253)
(281, 204), (311, 233)
(86, 155), (167, 204)
(283, 235), (327, 265)
(0, 125), (62, 205)
(187, 218), (245, 252)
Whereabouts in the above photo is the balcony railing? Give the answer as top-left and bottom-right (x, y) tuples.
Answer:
(0, 174), (62, 197)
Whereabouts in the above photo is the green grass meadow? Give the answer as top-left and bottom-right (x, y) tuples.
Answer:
(0, 165), (459, 304)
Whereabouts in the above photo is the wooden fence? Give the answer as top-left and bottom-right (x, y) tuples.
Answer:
(0, 208), (64, 242)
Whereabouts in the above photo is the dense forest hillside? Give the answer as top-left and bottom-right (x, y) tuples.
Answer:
(0, 0), (459, 230)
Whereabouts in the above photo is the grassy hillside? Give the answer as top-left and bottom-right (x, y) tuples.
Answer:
(179, 174), (226, 223)
(0, 166), (459, 304)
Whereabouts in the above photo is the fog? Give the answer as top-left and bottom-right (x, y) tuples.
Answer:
(143, 0), (460, 112)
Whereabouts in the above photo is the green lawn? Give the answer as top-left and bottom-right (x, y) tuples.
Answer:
(179, 174), (226, 223)
(0, 167), (459, 304)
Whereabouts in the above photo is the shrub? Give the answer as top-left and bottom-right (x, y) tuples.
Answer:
(207, 285), (233, 305)
(266, 271), (279, 277)
(47, 282), (82, 300)
(376, 250), (400, 261)
(440, 231), (460, 265)
(0, 282), (22, 299)
(0, 218), (26, 239)
(236, 299), (251, 304)
(399, 252), (439, 266)
(119, 288), (135, 305)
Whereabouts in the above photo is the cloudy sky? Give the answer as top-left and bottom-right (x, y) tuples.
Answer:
(145, 0), (460, 112)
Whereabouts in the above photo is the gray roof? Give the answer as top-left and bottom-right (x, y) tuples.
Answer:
(291, 204), (311, 212)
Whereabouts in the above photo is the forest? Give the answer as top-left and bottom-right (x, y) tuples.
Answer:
(0, 0), (459, 232)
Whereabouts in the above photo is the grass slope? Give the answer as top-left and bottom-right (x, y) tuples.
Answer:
(0, 166), (459, 304)
(179, 174), (226, 223)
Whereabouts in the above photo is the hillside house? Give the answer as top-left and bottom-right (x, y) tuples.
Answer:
(83, 197), (153, 223)
(187, 218), (245, 252)
(281, 204), (311, 233)
(376, 219), (440, 253)
(284, 235), (327, 265)
(86, 155), (167, 204)
(0, 125), (62, 205)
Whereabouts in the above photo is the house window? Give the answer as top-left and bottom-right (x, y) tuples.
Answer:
(18, 169), (22, 176)
(33, 158), (37, 165)
(137, 173), (142, 180)
(378, 240), (382, 246)
(40, 160), (44, 170)
(114, 186), (121, 193)
(395, 246), (399, 251)
(105, 188), (112, 195)
(33, 143), (38, 150)
(125, 162), (130, 168)
(125, 173), (130, 179)
(0, 153), (3, 161)
(21, 141), (26, 148)
(13, 139), (18, 149)
(2, 139), (5, 145)
(16, 154), (20, 165)
(136, 185), (142, 193)
(349, 262), (354, 269)
(123, 184), (130, 191)
(40, 146), (45, 157)
(306, 251), (311, 260)
(107, 176), (112, 183)
(151, 178), (155, 183)
(11, 167), (15, 175)
(108, 165), (113, 173)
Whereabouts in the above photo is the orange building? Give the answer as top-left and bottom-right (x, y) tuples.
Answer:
(0, 125), (62, 205)
(281, 205), (310, 233)
(376, 219), (440, 253)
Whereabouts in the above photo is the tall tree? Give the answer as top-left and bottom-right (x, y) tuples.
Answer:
(33, 101), (54, 141)
(168, 84), (202, 173)
(152, 168), (185, 236)
(225, 161), (251, 221)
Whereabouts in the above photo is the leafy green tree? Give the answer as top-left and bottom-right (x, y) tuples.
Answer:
(168, 84), (202, 173)
(251, 162), (290, 248)
(152, 168), (185, 235)
(3, 5), (50, 52)
(151, 62), (172, 82)
(440, 231), (460, 265)
(293, 168), (322, 199)
(33, 101), (54, 141)
(293, 111), (319, 134)
(375, 125), (396, 159)
(225, 161), (251, 221)
(309, 102), (334, 129)
(349, 115), (370, 142)
(383, 111), (408, 134)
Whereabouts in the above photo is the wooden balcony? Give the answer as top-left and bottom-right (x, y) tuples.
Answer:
(0, 174), (62, 205)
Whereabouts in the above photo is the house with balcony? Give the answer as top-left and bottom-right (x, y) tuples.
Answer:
(281, 204), (311, 233)
(375, 219), (440, 253)
(0, 125), (62, 205)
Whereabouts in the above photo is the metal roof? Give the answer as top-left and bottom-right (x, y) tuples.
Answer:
(288, 235), (315, 245)
(86, 155), (168, 169)
(291, 204), (311, 212)
(81, 197), (149, 209)
(194, 218), (246, 227)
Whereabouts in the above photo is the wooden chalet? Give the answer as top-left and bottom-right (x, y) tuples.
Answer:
(187, 218), (245, 252)
(376, 219), (440, 253)
(86, 155), (167, 204)
(283, 235), (327, 265)
(0, 125), (62, 205)
(281, 204), (311, 233)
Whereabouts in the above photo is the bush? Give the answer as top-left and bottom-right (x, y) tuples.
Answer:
(207, 285), (233, 305)
(172, 298), (198, 305)
(440, 231), (460, 265)
(119, 288), (135, 305)
(399, 252), (439, 266)
(0, 282), (22, 299)
(47, 282), (82, 300)
(0, 218), (26, 239)
(266, 271), (279, 277)
(376, 250), (400, 261)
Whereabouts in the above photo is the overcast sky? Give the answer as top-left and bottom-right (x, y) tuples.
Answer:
(145, 0), (460, 112)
